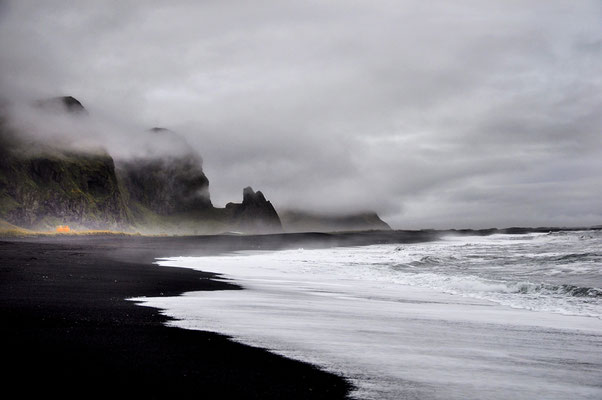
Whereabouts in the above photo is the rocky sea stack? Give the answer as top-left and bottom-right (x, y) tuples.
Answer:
(225, 187), (282, 233)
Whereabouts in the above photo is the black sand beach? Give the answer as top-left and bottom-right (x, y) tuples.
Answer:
(0, 239), (338, 398)
(3, 228), (595, 398)
(0, 231), (437, 399)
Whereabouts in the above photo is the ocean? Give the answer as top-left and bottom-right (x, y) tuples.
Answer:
(132, 230), (602, 399)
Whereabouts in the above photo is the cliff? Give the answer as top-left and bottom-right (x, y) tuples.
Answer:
(116, 128), (212, 216)
(0, 96), (281, 234)
(0, 131), (131, 230)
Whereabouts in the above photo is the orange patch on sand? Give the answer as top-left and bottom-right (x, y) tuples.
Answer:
(56, 225), (70, 233)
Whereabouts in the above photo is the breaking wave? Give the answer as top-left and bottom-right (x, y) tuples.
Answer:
(384, 231), (602, 317)
(395, 274), (600, 298)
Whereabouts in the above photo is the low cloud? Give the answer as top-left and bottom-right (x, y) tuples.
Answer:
(1, 0), (600, 228)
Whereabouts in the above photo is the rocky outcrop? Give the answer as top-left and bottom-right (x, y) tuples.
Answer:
(0, 96), (283, 234)
(225, 187), (282, 233)
(280, 210), (391, 233)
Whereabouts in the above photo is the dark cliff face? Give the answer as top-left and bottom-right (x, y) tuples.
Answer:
(116, 128), (212, 217)
(0, 97), (284, 234)
(0, 99), (129, 229)
(225, 187), (282, 234)
(118, 155), (211, 215)
(0, 140), (130, 230)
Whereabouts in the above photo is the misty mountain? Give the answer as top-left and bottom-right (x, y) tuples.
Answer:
(0, 133), (131, 230)
(116, 128), (212, 216)
(280, 210), (391, 233)
(0, 96), (282, 234)
(35, 95), (88, 115)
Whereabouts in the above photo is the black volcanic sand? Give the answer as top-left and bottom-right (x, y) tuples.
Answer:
(0, 231), (438, 399)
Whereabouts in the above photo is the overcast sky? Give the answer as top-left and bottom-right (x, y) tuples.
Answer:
(1, 0), (601, 229)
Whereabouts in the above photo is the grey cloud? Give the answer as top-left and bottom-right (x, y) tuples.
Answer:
(1, 0), (601, 228)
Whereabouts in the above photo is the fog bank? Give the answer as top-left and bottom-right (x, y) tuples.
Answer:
(1, 1), (601, 228)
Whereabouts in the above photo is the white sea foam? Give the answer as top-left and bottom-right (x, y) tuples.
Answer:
(132, 231), (602, 399)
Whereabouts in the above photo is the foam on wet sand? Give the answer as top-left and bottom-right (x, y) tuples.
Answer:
(132, 232), (602, 399)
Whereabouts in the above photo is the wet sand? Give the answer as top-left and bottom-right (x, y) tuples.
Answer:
(0, 237), (341, 398)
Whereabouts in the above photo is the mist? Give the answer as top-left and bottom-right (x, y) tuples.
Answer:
(1, 0), (601, 229)
(3, 99), (199, 161)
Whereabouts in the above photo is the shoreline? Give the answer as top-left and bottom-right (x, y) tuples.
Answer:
(1, 225), (599, 239)
(0, 235), (361, 399)
(132, 232), (602, 399)
(2, 229), (600, 398)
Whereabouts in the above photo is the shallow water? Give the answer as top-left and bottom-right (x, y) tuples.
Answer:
(132, 231), (602, 399)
